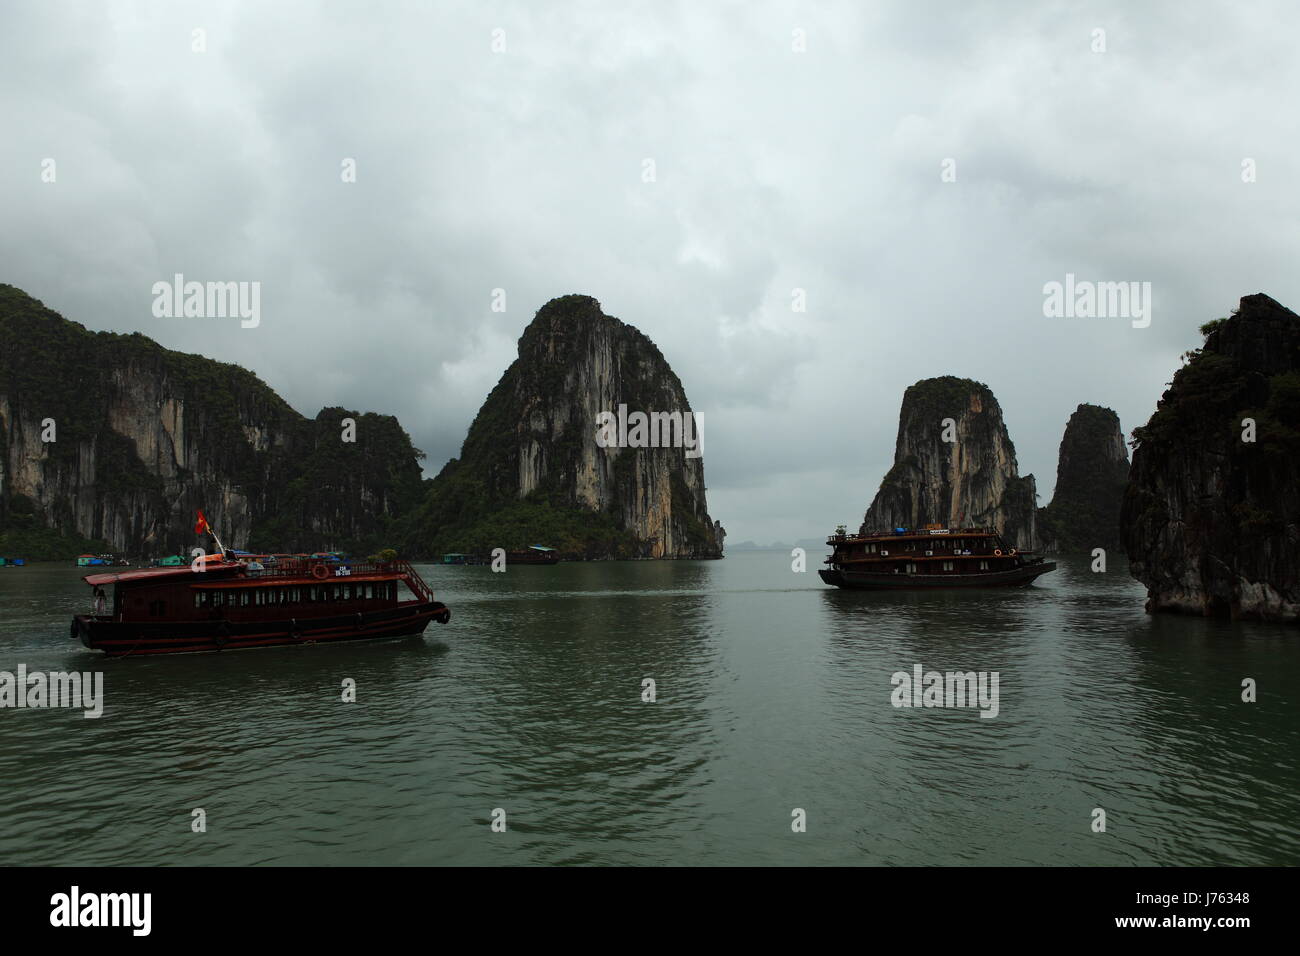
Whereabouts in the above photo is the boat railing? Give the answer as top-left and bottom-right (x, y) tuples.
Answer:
(242, 558), (435, 602)
(828, 526), (996, 543)
(392, 559), (435, 603)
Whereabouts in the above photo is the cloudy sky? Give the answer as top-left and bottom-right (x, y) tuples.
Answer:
(4, 0), (1298, 545)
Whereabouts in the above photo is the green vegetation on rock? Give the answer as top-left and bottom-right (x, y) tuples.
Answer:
(0, 284), (425, 558)
(1122, 293), (1300, 620)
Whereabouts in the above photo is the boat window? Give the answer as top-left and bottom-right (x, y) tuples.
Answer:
(194, 593), (202, 608)
(148, 599), (166, 616)
(943, 561), (954, 571)
(979, 560), (989, 570)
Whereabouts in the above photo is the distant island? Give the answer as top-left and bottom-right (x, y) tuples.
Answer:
(1037, 404), (1129, 553)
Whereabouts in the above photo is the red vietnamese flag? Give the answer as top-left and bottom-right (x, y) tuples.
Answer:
(195, 509), (211, 535)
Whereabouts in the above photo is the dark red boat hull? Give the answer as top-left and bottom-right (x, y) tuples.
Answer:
(74, 601), (450, 657)
(819, 562), (1056, 589)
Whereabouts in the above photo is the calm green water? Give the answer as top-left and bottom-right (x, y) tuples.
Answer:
(0, 552), (1296, 866)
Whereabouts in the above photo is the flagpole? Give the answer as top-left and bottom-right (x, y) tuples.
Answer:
(197, 510), (228, 558)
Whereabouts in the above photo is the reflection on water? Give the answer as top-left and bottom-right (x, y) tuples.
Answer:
(0, 553), (1296, 865)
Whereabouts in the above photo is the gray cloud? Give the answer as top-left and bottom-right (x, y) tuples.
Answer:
(4, 0), (1298, 545)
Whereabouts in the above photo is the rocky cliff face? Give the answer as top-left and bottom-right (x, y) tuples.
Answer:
(1122, 293), (1300, 622)
(861, 376), (1040, 550)
(0, 284), (424, 557)
(1038, 404), (1129, 552)
(403, 294), (720, 558)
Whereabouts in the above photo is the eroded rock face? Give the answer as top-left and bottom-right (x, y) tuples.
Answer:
(861, 376), (1040, 550)
(1038, 404), (1129, 553)
(1122, 293), (1300, 622)
(405, 295), (721, 558)
(0, 284), (424, 556)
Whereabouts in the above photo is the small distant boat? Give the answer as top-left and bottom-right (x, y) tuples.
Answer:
(0, 557), (24, 567)
(819, 525), (1055, 589)
(76, 553), (128, 567)
(506, 545), (560, 565)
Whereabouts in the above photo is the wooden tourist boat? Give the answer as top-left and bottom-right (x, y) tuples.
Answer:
(72, 553), (450, 657)
(819, 525), (1055, 590)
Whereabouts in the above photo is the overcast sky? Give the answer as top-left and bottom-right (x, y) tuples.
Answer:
(4, 0), (1298, 545)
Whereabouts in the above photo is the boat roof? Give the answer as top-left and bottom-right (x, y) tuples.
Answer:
(191, 572), (405, 589)
(83, 563), (241, 586)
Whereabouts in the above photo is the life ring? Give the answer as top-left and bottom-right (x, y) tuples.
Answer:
(994, 549), (1003, 556)
(1008, 548), (1017, 556)
(311, 564), (330, 580)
